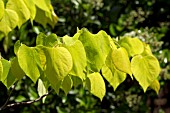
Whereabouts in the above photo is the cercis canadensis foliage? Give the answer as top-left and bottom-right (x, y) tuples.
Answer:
(0, 28), (161, 101)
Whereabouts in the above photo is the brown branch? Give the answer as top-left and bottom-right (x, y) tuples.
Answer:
(0, 89), (53, 110)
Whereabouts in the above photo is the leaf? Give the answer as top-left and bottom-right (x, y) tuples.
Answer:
(61, 75), (73, 95)
(0, 0), (4, 20)
(131, 54), (161, 92)
(71, 76), (83, 87)
(79, 28), (111, 72)
(111, 47), (132, 77)
(36, 33), (58, 47)
(0, 60), (3, 81)
(11, 57), (25, 80)
(119, 37), (144, 57)
(43, 46), (73, 93)
(23, 0), (36, 21)
(102, 65), (126, 91)
(34, 0), (50, 13)
(1, 59), (17, 89)
(150, 79), (160, 95)
(86, 72), (106, 101)
(34, 7), (58, 28)
(14, 40), (21, 55)
(64, 40), (86, 80)
(18, 44), (41, 83)
(0, 9), (18, 36)
(37, 79), (47, 103)
(6, 0), (30, 28)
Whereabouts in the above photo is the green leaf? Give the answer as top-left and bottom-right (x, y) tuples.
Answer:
(6, 0), (30, 28)
(36, 33), (58, 47)
(18, 44), (41, 83)
(34, 7), (58, 28)
(43, 46), (73, 93)
(37, 79), (47, 103)
(71, 76), (83, 87)
(102, 65), (126, 91)
(0, 60), (3, 81)
(61, 75), (73, 95)
(111, 47), (132, 77)
(86, 72), (106, 101)
(34, 0), (50, 13)
(150, 79), (160, 95)
(0, 0), (4, 20)
(23, 0), (36, 21)
(119, 37), (144, 57)
(0, 9), (18, 36)
(1, 59), (17, 89)
(79, 28), (111, 72)
(131, 54), (161, 92)
(14, 40), (21, 55)
(64, 40), (86, 80)
(11, 57), (25, 80)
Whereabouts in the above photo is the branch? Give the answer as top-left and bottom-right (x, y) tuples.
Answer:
(0, 89), (53, 110)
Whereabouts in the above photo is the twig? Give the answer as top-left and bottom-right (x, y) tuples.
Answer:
(0, 89), (53, 110)
(0, 81), (18, 110)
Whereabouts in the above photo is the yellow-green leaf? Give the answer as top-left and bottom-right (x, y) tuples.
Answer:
(86, 72), (106, 101)
(102, 65), (126, 91)
(64, 40), (86, 80)
(131, 54), (161, 92)
(11, 57), (25, 80)
(37, 79), (47, 103)
(0, 9), (18, 36)
(43, 47), (73, 93)
(0, 60), (3, 81)
(18, 44), (41, 83)
(0, 0), (4, 20)
(150, 79), (160, 95)
(35, 0), (50, 13)
(111, 47), (132, 77)
(61, 75), (73, 95)
(23, 0), (36, 21)
(1, 59), (17, 89)
(6, 0), (30, 28)
(119, 37), (144, 57)
(79, 28), (111, 72)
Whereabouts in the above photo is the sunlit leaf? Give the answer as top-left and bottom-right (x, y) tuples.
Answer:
(18, 44), (42, 83)
(0, 60), (3, 81)
(0, 0), (4, 20)
(79, 28), (111, 72)
(34, 0), (50, 13)
(119, 37), (144, 57)
(0, 9), (18, 36)
(36, 33), (58, 47)
(37, 79), (47, 103)
(64, 40), (86, 80)
(23, 0), (36, 21)
(102, 65), (126, 91)
(43, 46), (73, 93)
(131, 54), (161, 92)
(14, 40), (21, 55)
(86, 72), (106, 101)
(150, 79), (160, 95)
(111, 47), (132, 77)
(61, 75), (73, 95)
(1, 59), (17, 89)
(6, 0), (30, 28)
(34, 7), (58, 28)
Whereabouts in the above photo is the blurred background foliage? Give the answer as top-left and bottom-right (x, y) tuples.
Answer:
(0, 0), (170, 113)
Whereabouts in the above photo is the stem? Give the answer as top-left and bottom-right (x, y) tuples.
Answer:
(0, 87), (53, 111)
